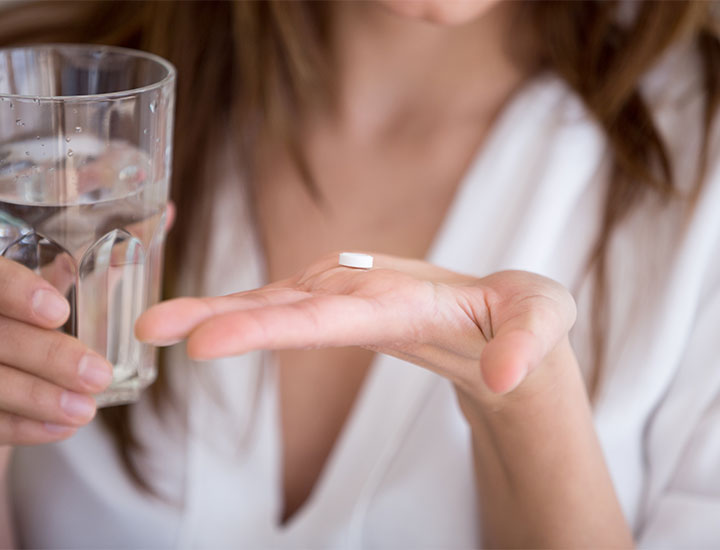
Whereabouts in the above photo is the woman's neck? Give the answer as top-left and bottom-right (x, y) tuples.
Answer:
(326, 1), (531, 139)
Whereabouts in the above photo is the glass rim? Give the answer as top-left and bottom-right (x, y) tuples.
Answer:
(0, 43), (176, 102)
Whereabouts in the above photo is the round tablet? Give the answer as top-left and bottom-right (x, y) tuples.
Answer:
(338, 252), (373, 269)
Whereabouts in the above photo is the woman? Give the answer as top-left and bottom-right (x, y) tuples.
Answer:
(1, 0), (719, 547)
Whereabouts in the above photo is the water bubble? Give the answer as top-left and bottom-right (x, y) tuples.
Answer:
(48, 167), (54, 172)
(25, 151), (30, 156)
(15, 119), (23, 126)
(149, 100), (157, 113)
(9, 102), (13, 109)
(65, 137), (71, 143)
(67, 149), (74, 157)
(72, 108), (78, 114)
(74, 126), (82, 133)
(119, 165), (139, 181)
(36, 135), (40, 140)
(155, 137), (160, 143)
(143, 128), (148, 135)
(33, 98), (39, 104)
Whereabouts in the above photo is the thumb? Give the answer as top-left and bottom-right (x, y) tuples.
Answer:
(480, 292), (576, 395)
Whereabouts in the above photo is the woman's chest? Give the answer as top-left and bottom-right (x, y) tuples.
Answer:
(252, 118), (488, 281)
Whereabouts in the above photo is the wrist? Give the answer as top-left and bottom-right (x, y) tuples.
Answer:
(455, 336), (582, 425)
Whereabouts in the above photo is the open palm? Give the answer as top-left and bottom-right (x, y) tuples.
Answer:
(135, 253), (576, 395)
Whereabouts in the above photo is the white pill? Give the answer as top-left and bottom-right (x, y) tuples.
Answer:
(338, 252), (373, 269)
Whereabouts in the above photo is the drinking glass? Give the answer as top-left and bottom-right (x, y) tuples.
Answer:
(0, 44), (176, 407)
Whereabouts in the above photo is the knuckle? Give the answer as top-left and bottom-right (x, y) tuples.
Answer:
(0, 260), (15, 300)
(60, 337), (86, 375)
(0, 318), (22, 355)
(43, 333), (67, 367)
(5, 413), (23, 443)
(0, 256), (34, 296)
(25, 376), (48, 411)
(0, 413), (61, 446)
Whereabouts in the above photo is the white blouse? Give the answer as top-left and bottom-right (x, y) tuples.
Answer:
(9, 42), (720, 548)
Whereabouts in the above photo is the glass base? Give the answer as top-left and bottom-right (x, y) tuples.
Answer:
(95, 371), (156, 408)
(95, 386), (142, 408)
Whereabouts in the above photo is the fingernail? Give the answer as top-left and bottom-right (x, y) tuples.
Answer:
(44, 422), (75, 434)
(78, 354), (113, 389)
(32, 288), (70, 323)
(147, 338), (182, 347)
(60, 391), (96, 420)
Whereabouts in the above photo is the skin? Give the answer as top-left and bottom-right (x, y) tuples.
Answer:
(0, 1), (633, 547)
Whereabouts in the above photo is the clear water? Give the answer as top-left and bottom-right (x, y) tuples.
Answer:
(0, 138), (166, 406)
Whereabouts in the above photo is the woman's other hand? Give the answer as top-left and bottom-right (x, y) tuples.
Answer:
(0, 256), (112, 446)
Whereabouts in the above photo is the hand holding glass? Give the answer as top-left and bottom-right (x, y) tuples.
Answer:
(0, 45), (175, 407)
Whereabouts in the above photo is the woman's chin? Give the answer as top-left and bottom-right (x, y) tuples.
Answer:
(376, 0), (501, 26)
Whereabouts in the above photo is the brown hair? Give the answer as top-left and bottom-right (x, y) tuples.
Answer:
(1, 1), (718, 495)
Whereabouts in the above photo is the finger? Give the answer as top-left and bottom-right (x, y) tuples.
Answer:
(135, 287), (310, 345)
(0, 316), (113, 393)
(0, 411), (77, 446)
(185, 294), (408, 360)
(165, 201), (176, 232)
(40, 252), (76, 297)
(0, 256), (70, 328)
(481, 293), (576, 394)
(0, 364), (97, 426)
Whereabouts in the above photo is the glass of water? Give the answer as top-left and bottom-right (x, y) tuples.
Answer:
(0, 45), (176, 407)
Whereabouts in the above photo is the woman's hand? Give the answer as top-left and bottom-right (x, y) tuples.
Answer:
(137, 253), (633, 546)
(135, 253), (576, 400)
(0, 256), (113, 446)
(0, 197), (173, 449)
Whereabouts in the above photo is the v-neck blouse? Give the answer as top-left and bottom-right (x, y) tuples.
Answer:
(10, 43), (720, 549)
